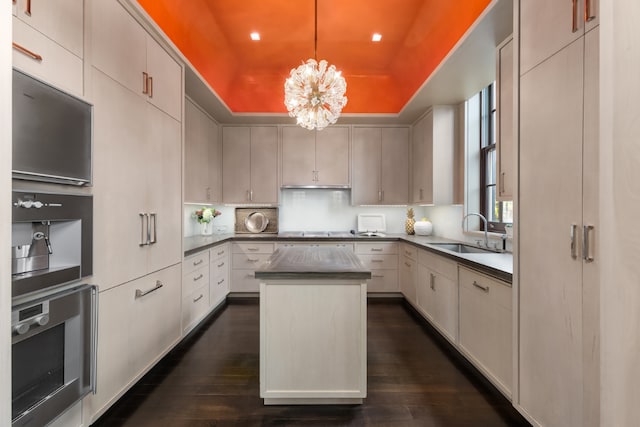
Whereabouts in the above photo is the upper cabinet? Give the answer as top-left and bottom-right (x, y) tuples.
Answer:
(411, 106), (458, 205)
(91, 0), (182, 121)
(12, 0), (84, 95)
(185, 98), (221, 204)
(352, 127), (409, 205)
(281, 126), (350, 188)
(222, 126), (279, 205)
(496, 36), (514, 201)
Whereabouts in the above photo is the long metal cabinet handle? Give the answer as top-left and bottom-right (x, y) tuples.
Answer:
(583, 225), (595, 262)
(193, 274), (204, 282)
(148, 76), (153, 98)
(12, 42), (42, 61)
(250, 190), (253, 201)
(585, 0), (596, 22)
(139, 213), (148, 246)
(149, 213), (157, 244)
(25, 0), (31, 16)
(193, 259), (203, 266)
(430, 273), (435, 290)
(135, 280), (163, 298)
(193, 294), (204, 303)
(217, 278), (225, 285)
(90, 286), (98, 394)
(371, 248), (383, 252)
(142, 72), (149, 94)
(570, 224), (577, 259)
(500, 172), (506, 194)
(572, 0), (579, 33)
(473, 281), (490, 293)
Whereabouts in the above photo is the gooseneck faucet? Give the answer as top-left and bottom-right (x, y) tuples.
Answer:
(462, 212), (489, 248)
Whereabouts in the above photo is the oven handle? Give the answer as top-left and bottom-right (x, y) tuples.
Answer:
(90, 285), (98, 394)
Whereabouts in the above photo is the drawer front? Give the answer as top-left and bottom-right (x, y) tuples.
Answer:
(276, 242), (354, 251)
(358, 254), (398, 270)
(418, 249), (457, 280)
(400, 243), (417, 260)
(210, 243), (229, 261)
(232, 242), (274, 255)
(368, 270), (399, 292)
(459, 267), (511, 309)
(182, 265), (209, 296)
(211, 256), (229, 280)
(183, 251), (209, 275)
(182, 283), (209, 332)
(230, 269), (260, 292)
(355, 242), (398, 255)
(232, 253), (271, 269)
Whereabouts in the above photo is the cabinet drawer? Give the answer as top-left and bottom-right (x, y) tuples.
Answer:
(231, 269), (260, 292)
(355, 242), (397, 255)
(13, 17), (83, 96)
(232, 242), (274, 255)
(183, 251), (209, 275)
(182, 265), (209, 296)
(358, 254), (398, 270)
(368, 270), (399, 292)
(210, 244), (229, 260)
(400, 243), (417, 260)
(211, 257), (228, 279)
(232, 253), (271, 269)
(182, 283), (209, 333)
(459, 267), (511, 309)
(418, 249), (457, 280)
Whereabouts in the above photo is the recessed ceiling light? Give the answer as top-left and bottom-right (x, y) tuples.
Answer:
(372, 33), (382, 42)
(250, 32), (260, 41)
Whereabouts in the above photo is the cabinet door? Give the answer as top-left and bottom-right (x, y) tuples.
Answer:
(92, 69), (148, 290)
(250, 126), (279, 204)
(416, 264), (433, 319)
(352, 128), (381, 205)
(496, 37), (514, 201)
(14, 0), (83, 58)
(519, 0), (585, 75)
(208, 119), (222, 203)
(145, 34), (182, 121)
(399, 255), (417, 305)
(91, 0), (146, 95)
(146, 104), (182, 274)
(222, 127), (251, 203)
(411, 116), (426, 203)
(316, 126), (350, 186)
(282, 126), (315, 186)
(381, 128), (409, 204)
(431, 272), (457, 343)
(519, 38), (584, 427)
(185, 99), (209, 203)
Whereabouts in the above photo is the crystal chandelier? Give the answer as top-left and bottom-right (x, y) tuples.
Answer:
(284, 0), (347, 131)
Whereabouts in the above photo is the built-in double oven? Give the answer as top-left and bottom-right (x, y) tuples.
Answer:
(11, 191), (96, 427)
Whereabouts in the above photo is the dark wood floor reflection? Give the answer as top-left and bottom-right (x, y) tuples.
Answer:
(92, 298), (530, 427)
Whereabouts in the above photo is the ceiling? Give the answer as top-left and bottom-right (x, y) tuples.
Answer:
(136, 0), (512, 124)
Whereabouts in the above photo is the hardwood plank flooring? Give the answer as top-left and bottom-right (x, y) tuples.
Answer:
(92, 298), (530, 426)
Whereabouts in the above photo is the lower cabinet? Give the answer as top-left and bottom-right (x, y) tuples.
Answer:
(458, 266), (512, 396)
(231, 242), (275, 292)
(210, 243), (230, 307)
(355, 242), (398, 292)
(399, 243), (418, 305)
(182, 251), (210, 333)
(87, 264), (182, 422)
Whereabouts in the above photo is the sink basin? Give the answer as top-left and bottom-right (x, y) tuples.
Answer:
(430, 243), (496, 254)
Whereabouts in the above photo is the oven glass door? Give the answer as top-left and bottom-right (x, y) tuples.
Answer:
(12, 323), (65, 419)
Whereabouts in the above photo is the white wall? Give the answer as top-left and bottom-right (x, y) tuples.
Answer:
(1, 2), (12, 424)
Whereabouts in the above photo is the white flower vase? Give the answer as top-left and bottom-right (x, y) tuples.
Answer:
(200, 222), (213, 236)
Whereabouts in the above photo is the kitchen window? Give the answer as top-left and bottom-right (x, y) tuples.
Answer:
(479, 83), (512, 232)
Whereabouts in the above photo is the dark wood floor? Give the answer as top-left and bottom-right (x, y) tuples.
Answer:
(93, 298), (530, 426)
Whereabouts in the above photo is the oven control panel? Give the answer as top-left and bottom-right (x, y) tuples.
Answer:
(12, 301), (50, 335)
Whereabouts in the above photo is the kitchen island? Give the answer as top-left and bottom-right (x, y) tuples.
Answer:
(255, 246), (371, 405)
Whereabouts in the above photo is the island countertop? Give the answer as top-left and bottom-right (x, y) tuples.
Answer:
(255, 246), (372, 281)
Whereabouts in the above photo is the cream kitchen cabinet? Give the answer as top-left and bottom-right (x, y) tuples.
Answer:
(91, 68), (182, 291)
(399, 243), (418, 306)
(355, 242), (398, 292)
(210, 243), (230, 307)
(12, 0), (83, 96)
(517, 1), (599, 425)
(411, 105), (457, 205)
(231, 242), (274, 292)
(91, 0), (181, 121)
(281, 126), (350, 187)
(87, 265), (181, 422)
(222, 126), (278, 204)
(182, 251), (210, 333)
(496, 36), (514, 201)
(416, 249), (458, 343)
(185, 97), (221, 204)
(458, 266), (512, 397)
(352, 127), (409, 205)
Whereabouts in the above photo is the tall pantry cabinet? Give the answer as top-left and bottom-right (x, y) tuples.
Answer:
(516, 1), (599, 426)
(85, 0), (183, 422)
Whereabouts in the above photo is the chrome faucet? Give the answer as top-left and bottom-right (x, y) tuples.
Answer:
(462, 213), (489, 248)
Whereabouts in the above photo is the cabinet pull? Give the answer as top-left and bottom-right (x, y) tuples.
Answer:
(572, 0), (579, 33)
(371, 248), (383, 252)
(148, 76), (153, 98)
(139, 213), (148, 246)
(142, 72), (149, 94)
(247, 247), (259, 251)
(193, 274), (204, 282)
(473, 281), (490, 293)
(419, 188), (424, 200)
(250, 190), (253, 201)
(248, 258), (260, 263)
(500, 171), (506, 194)
(217, 278), (225, 285)
(430, 273), (435, 290)
(25, 0), (31, 16)
(135, 280), (163, 298)
(585, 0), (596, 22)
(404, 262), (411, 267)
(378, 190), (382, 202)
(372, 259), (384, 263)
(193, 294), (204, 303)
(570, 223), (577, 259)
(217, 262), (225, 268)
(372, 274), (384, 278)
(246, 273), (255, 278)
(12, 42), (42, 61)
(193, 259), (203, 266)
(583, 225), (595, 263)
(217, 251), (225, 256)
(149, 213), (157, 244)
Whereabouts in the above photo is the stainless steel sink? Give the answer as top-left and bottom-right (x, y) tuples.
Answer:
(430, 243), (496, 254)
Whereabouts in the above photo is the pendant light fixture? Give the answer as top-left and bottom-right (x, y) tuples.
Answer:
(284, 0), (347, 130)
